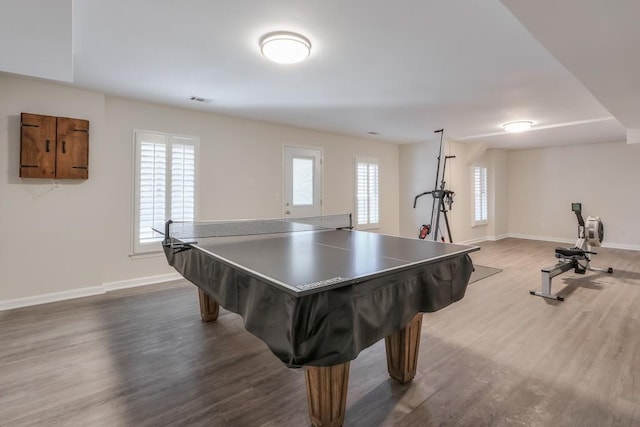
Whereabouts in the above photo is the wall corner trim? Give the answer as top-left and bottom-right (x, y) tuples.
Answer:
(102, 273), (182, 292)
(0, 286), (105, 312)
(507, 234), (640, 251)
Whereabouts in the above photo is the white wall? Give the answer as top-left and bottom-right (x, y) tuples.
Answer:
(400, 138), (640, 250)
(0, 76), (107, 301)
(5, 71), (637, 306)
(507, 141), (640, 249)
(0, 0), (73, 82)
(398, 138), (442, 238)
(488, 149), (509, 239)
(0, 75), (399, 303)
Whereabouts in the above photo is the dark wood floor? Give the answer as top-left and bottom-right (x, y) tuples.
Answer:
(1, 238), (639, 426)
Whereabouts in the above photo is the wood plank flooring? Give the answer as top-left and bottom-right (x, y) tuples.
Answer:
(1, 238), (639, 426)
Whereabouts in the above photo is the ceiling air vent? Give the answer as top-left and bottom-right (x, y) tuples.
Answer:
(189, 96), (213, 104)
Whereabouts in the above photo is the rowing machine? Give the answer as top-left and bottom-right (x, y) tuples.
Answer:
(530, 203), (613, 301)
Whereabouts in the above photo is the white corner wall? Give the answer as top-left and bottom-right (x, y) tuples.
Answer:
(399, 139), (508, 244)
(507, 141), (640, 249)
(488, 148), (509, 240)
(0, 74), (399, 305)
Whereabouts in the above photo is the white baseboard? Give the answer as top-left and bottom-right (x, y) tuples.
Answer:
(3, 233), (637, 312)
(459, 233), (510, 245)
(459, 233), (639, 252)
(0, 286), (105, 312)
(601, 242), (640, 251)
(508, 233), (640, 251)
(491, 233), (510, 241)
(1, 273), (183, 312)
(508, 233), (575, 245)
(459, 237), (485, 245)
(103, 272), (182, 292)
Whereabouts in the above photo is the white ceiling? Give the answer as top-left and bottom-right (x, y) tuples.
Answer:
(3, 0), (636, 148)
(0, 0), (72, 82)
(500, 0), (640, 144)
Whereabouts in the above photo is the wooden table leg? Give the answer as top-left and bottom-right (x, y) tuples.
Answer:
(385, 312), (423, 384)
(197, 289), (219, 322)
(305, 362), (350, 427)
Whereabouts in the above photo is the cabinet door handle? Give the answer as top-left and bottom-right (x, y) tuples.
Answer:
(62, 140), (66, 154)
(46, 140), (50, 152)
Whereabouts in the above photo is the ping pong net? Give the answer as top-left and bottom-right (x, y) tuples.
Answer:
(158, 213), (352, 241)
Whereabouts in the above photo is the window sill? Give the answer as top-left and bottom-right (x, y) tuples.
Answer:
(471, 222), (488, 228)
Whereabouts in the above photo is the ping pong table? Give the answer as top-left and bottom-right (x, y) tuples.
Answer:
(157, 214), (477, 427)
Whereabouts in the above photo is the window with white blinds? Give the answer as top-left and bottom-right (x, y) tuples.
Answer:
(355, 157), (379, 228)
(133, 131), (197, 254)
(472, 165), (488, 226)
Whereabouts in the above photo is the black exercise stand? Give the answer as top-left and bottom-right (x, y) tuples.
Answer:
(413, 129), (456, 243)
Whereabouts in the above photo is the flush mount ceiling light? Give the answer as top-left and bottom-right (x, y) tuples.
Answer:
(260, 31), (311, 64)
(503, 121), (534, 133)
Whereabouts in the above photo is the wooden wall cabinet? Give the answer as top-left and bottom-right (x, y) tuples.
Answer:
(20, 113), (89, 179)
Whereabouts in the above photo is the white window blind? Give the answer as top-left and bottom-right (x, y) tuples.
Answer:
(133, 131), (198, 254)
(139, 141), (166, 243)
(170, 140), (196, 221)
(473, 165), (488, 226)
(355, 157), (379, 228)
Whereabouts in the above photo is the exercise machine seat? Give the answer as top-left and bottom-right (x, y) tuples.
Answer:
(555, 247), (586, 259)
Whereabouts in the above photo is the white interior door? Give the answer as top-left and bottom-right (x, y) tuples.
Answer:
(283, 146), (322, 217)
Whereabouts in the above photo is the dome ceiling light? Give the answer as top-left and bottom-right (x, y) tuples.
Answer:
(503, 121), (534, 133)
(260, 31), (311, 64)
